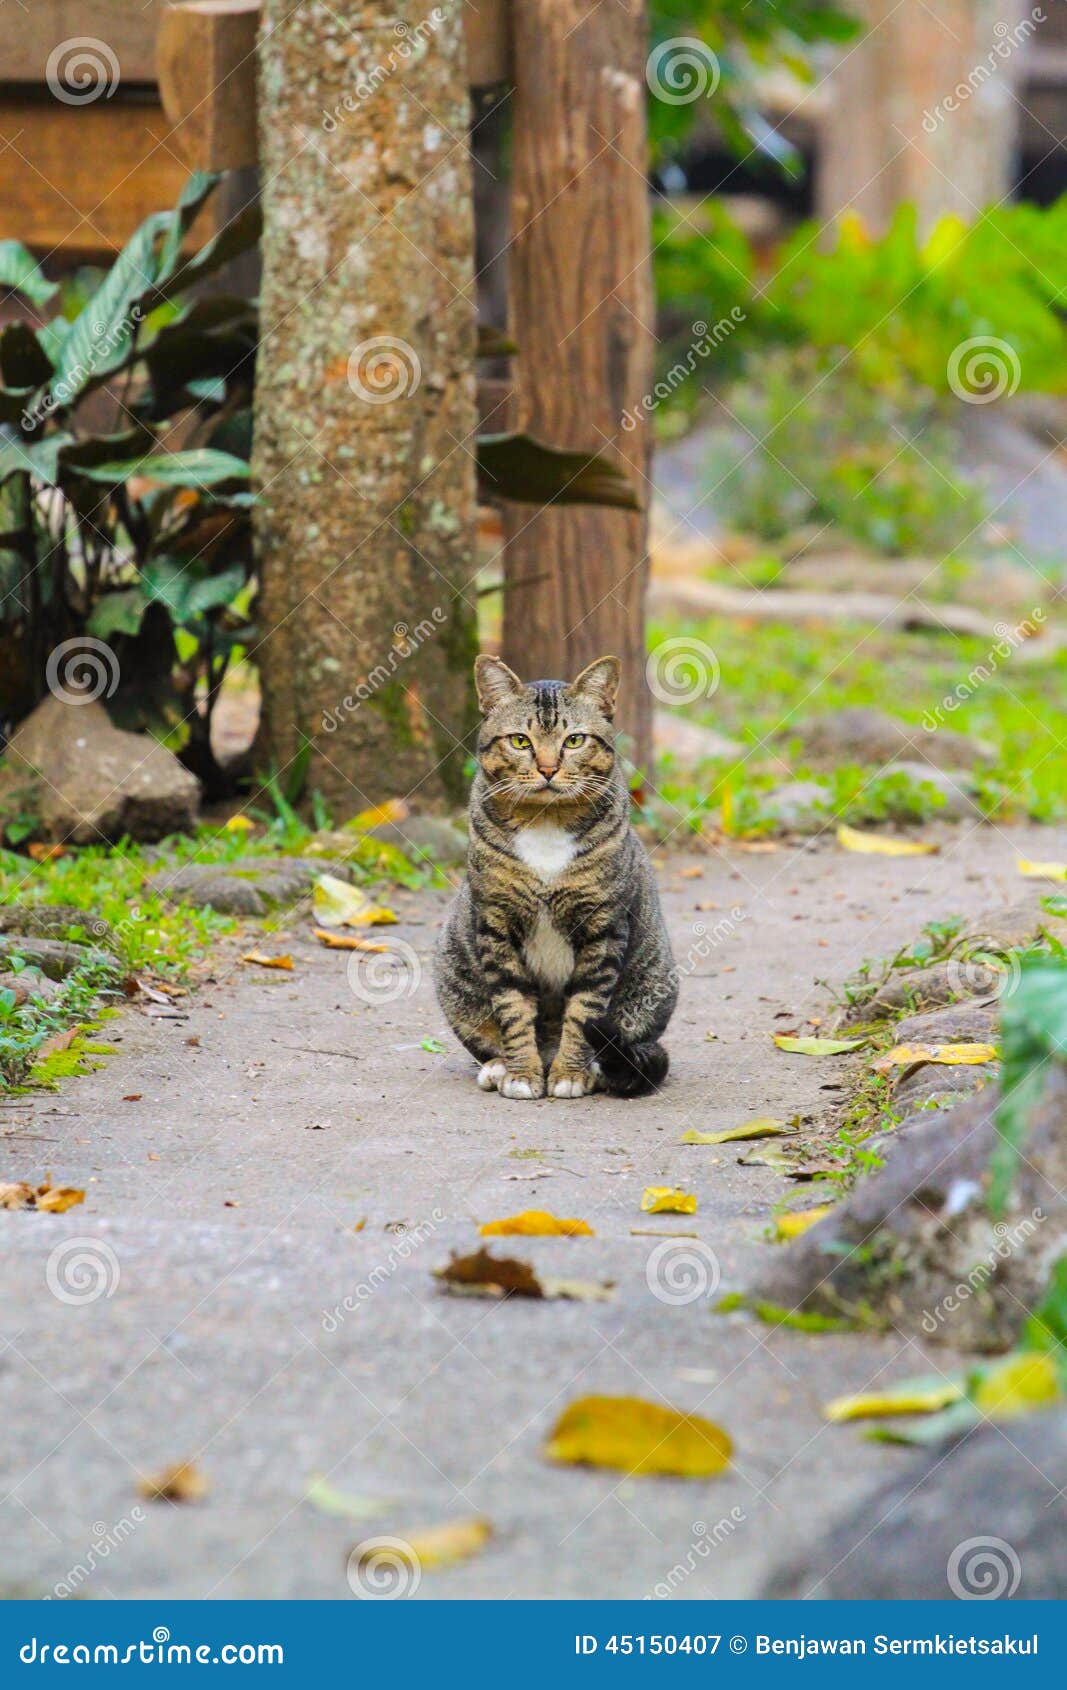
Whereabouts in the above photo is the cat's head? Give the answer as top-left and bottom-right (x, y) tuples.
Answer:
(473, 654), (621, 815)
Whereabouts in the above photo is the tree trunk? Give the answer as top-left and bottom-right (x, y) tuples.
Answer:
(253, 1), (478, 811)
(818, 0), (1025, 235)
(500, 0), (654, 772)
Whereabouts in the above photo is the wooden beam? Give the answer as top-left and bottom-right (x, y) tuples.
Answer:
(2, 2), (167, 84)
(157, 0), (259, 171)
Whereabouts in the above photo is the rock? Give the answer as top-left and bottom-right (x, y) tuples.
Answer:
(891, 1002), (1000, 1047)
(0, 970), (60, 1006)
(743, 1067), (1067, 1352)
(763, 1411), (1067, 1599)
(887, 1001), (1001, 1113)
(368, 815), (468, 867)
(0, 905), (116, 949)
(786, 706), (993, 773)
(843, 958), (1003, 1023)
(892, 1062), (995, 1116)
(0, 697), (199, 844)
(155, 856), (353, 916)
(783, 553), (934, 597)
(0, 935), (116, 980)
(762, 780), (831, 832)
(963, 898), (1067, 955)
(653, 709), (741, 766)
(878, 760), (978, 819)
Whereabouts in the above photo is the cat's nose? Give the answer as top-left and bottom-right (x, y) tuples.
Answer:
(536, 760), (560, 781)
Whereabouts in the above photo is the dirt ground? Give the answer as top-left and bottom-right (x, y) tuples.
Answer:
(0, 819), (1060, 1600)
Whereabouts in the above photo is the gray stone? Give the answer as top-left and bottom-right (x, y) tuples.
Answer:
(891, 1002), (1000, 1047)
(368, 815), (468, 866)
(764, 1411), (1067, 1599)
(0, 935), (116, 981)
(762, 780), (831, 832)
(0, 970), (60, 1006)
(787, 705), (993, 773)
(878, 760), (978, 819)
(154, 856), (353, 916)
(653, 709), (742, 766)
(0, 696), (199, 844)
(842, 958), (1002, 1023)
(0, 905), (116, 949)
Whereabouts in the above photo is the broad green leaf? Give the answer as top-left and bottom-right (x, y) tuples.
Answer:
(0, 434), (74, 487)
(87, 588), (149, 640)
(991, 958), (1067, 1215)
(773, 1034), (866, 1055)
(0, 241), (58, 308)
(79, 449), (250, 488)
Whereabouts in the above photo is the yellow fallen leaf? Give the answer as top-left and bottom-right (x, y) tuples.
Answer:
(224, 814), (254, 832)
(347, 799), (410, 832)
(356, 1517), (491, 1574)
(836, 824), (939, 857)
(776, 1205), (832, 1240)
(641, 1186), (697, 1215)
(35, 1186), (85, 1214)
(0, 1182), (36, 1210)
(313, 873), (397, 928)
(873, 1041), (997, 1073)
(241, 951), (294, 970)
(824, 1380), (964, 1422)
(479, 1209), (594, 1237)
(545, 1394), (731, 1477)
(972, 1351), (1060, 1419)
(682, 1117), (791, 1145)
(312, 927), (389, 952)
(138, 1461), (208, 1503)
(1017, 858), (1067, 883)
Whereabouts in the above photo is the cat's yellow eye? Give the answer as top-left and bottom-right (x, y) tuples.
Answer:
(508, 733), (531, 750)
(563, 732), (586, 748)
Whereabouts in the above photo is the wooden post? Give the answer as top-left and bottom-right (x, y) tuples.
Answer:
(500, 0), (654, 771)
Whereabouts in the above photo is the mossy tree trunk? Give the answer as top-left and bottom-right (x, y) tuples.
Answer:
(253, 1), (478, 811)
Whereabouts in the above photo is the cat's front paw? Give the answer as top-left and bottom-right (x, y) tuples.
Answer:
(548, 1061), (600, 1099)
(477, 1059), (508, 1092)
(499, 1067), (546, 1100)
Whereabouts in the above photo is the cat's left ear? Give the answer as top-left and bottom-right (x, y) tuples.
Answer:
(570, 655), (621, 720)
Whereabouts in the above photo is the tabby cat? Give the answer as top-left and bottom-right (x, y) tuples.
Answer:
(434, 654), (677, 1099)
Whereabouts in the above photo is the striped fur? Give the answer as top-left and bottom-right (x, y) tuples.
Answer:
(434, 655), (677, 1099)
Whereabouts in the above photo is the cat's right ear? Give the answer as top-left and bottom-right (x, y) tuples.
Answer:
(474, 654), (523, 714)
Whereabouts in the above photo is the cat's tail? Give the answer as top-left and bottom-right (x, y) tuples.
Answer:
(586, 1017), (669, 1098)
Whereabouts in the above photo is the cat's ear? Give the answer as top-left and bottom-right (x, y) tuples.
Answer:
(474, 654), (523, 713)
(571, 655), (621, 719)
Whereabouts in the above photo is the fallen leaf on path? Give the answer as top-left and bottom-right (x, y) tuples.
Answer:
(305, 1476), (388, 1521)
(836, 824), (938, 857)
(0, 1182), (35, 1210)
(823, 1378), (964, 1422)
(312, 927), (389, 952)
(545, 1394), (731, 1477)
(346, 799), (409, 833)
(775, 1205), (832, 1240)
(1017, 858), (1067, 883)
(421, 1037), (445, 1054)
(27, 842), (67, 861)
(738, 1145), (795, 1171)
(241, 950), (294, 971)
(435, 1248), (612, 1302)
(773, 1035), (866, 1056)
(0, 1180), (84, 1213)
(224, 814), (254, 832)
(354, 1517), (491, 1574)
(872, 1041), (997, 1074)
(37, 1026), (85, 1059)
(972, 1351), (1060, 1418)
(138, 1461), (208, 1503)
(630, 1228), (698, 1239)
(641, 1186), (697, 1214)
(313, 874), (397, 928)
(479, 1209), (593, 1237)
(682, 1117), (792, 1145)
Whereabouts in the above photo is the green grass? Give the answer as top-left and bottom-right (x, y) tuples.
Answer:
(645, 613), (1067, 832)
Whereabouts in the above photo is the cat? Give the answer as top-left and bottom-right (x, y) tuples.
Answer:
(434, 654), (677, 1099)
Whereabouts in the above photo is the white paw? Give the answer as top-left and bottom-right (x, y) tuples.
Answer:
(478, 1059), (507, 1091)
(549, 1069), (598, 1098)
(501, 1075), (539, 1100)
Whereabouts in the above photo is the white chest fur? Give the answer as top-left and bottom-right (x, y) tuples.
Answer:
(513, 822), (578, 882)
(523, 908), (575, 992)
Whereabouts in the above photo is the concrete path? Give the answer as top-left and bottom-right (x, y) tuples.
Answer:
(0, 822), (1057, 1599)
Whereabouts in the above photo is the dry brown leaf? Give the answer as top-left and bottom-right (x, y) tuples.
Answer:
(35, 1186), (85, 1214)
(479, 1209), (594, 1237)
(27, 843), (67, 862)
(545, 1395), (731, 1477)
(435, 1248), (612, 1302)
(138, 1461), (208, 1503)
(0, 1182), (35, 1210)
(37, 1025), (86, 1060)
(312, 927), (390, 952)
(241, 951), (294, 970)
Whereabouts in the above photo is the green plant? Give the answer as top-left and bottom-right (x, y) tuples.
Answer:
(991, 956), (1067, 1216)
(1, 174), (260, 785)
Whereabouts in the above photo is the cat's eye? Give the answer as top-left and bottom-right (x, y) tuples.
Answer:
(563, 733), (586, 749)
(508, 733), (531, 750)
